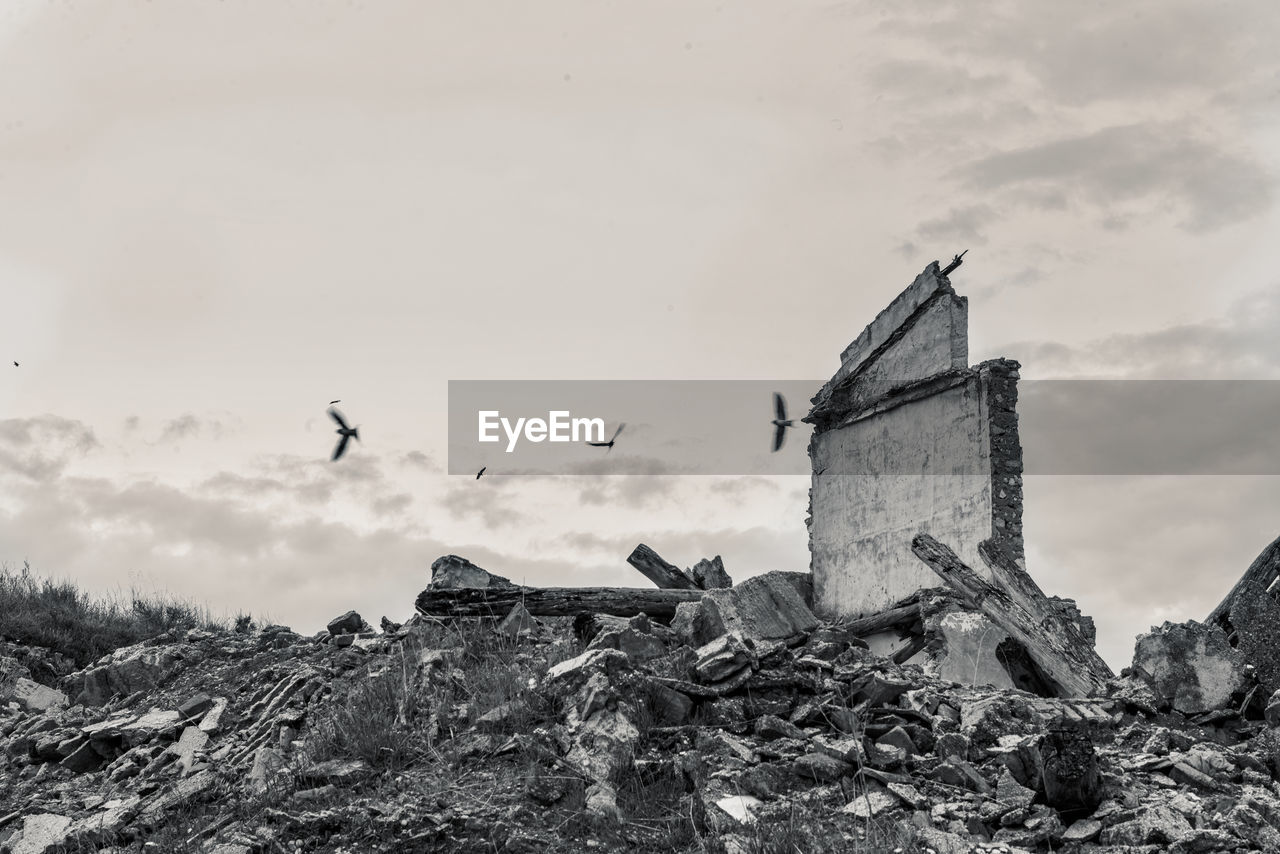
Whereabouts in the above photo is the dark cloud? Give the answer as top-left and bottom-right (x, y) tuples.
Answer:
(960, 123), (1272, 232)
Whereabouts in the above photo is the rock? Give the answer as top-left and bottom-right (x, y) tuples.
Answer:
(876, 726), (917, 756)
(297, 758), (373, 786)
(1062, 818), (1102, 842)
(1041, 726), (1102, 820)
(792, 752), (852, 783)
(714, 794), (762, 824)
(168, 726), (210, 776)
(428, 555), (516, 590)
(379, 616), (402, 634)
(682, 572), (818, 646)
(544, 649), (631, 690)
(177, 692), (213, 721)
(693, 634), (757, 683)
(690, 556), (733, 590)
(1100, 804), (1193, 847)
(497, 602), (538, 639)
(931, 611), (1016, 689)
(754, 715), (806, 741)
(1266, 688), (1280, 726)
(325, 610), (370, 636)
(66, 644), (195, 707)
(842, 788), (899, 818)
(247, 747), (285, 793)
(587, 627), (666, 663)
(59, 739), (106, 773)
(9, 678), (68, 713)
(1131, 620), (1247, 714)
(10, 813), (72, 854)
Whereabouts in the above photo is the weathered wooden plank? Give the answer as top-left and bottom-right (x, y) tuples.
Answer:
(627, 544), (700, 590)
(415, 585), (702, 620)
(841, 603), (921, 637)
(911, 534), (1111, 698)
(1207, 533), (1280, 629)
(977, 540), (1106, 671)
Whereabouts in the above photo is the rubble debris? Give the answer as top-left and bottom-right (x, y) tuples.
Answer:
(1131, 620), (1248, 714)
(3, 595), (1280, 854)
(912, 534), (1112, 697)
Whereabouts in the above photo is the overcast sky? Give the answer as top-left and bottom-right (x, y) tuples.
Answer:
(2, 0), (1279, 669)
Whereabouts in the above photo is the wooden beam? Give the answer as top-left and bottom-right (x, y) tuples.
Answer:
(842, 603), (921, 637)
(911, 534), (1112, 698)
(416, 585), (702, 620)
(626, 544), (700, 590)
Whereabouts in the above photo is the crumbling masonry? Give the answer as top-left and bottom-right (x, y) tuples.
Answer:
(805, 261), (1025, 621)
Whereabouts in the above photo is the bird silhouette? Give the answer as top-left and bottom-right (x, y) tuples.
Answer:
(771, 392), (795, 452)
(327, 407), (360, 461)
(587, 423), (625, 452)
(329, 399), (341, 405)
(476, 466), (486, 480)
(12, 361), (17, 367)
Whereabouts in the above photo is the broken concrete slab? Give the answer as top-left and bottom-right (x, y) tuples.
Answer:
(690, 556), (732, 590)
(428, 554), (517, 590)
(677, 572), (819, 647)
(1131, 620), (1247, 714)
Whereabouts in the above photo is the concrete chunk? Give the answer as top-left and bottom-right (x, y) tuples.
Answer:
(428, 554), (516, 589)
(1131, 620), (1247, 714)
(690, 572), (818, 646)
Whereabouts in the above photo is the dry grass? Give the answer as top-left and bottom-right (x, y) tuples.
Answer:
(0, 559), (225, 667)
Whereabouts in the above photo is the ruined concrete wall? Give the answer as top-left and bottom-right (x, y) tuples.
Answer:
(806, 262), (1025, 619)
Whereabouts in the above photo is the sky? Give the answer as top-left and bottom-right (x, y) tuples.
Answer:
(2, 0), (1279, 669)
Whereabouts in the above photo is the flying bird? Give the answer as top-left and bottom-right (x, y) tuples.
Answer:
(329, 399), (341, 405)
(587, 423), (625, 452)
(327, 407), (360, 461)
(476, 466), (486, 480)
(771, 392), (795, 452)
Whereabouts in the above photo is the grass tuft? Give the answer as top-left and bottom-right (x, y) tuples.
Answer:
(0, 559), (225, 668)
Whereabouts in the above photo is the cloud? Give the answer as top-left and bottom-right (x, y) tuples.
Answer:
(441, 482), (528, 530)
(916, 204), (997, 245)
(0, 416), (99, 481)
(156, 413), (234, 444)
(960, 123), (1273, 232)
(1006, 284), (1280, 380)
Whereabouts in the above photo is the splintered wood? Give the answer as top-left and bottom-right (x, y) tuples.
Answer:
(911, 533), (1113, 698)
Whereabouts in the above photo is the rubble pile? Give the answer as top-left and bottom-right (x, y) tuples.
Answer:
(3, 544), (1280, 853)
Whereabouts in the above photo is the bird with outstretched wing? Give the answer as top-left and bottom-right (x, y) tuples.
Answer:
(327, 407), (361, 461)
(587, 423), (626, 452)
(771, 392), (795, 452)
